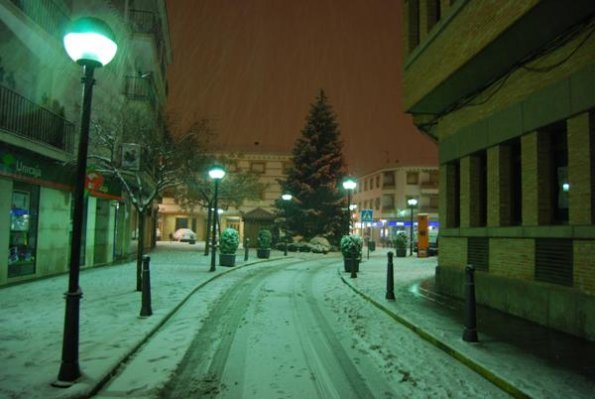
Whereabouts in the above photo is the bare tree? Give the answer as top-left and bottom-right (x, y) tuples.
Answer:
(89, 106), (212, 290)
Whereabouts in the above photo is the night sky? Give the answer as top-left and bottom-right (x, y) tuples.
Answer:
(166, 0), (438, 174)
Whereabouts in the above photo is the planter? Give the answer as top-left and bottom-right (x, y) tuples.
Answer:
(396, 248), (407, 257)
(219, 253), (236, 267)
(257, 248), (271, 259)
(343, 258), (359, 273)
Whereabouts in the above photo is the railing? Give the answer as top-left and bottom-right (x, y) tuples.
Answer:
(124, 76), (157, 111)
(0, 84), (74, 152)
(10, 0), (71, 41)
(129, 9), (164, 61)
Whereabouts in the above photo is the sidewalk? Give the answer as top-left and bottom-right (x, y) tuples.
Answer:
(342, 247), (595, 399)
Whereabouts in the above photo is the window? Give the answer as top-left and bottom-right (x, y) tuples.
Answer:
(427, 0), (441, 32)
(539, 122), (568, 224)
(250, 161), (266, 174)
(407, 171), (419, 185)
(446, 161), (460, 227)
(375, 198), (380, 210)
(375, 175), (380, 189)
(383, 171), (395, 188)
(364, 180), (368, 191)
(509, 138), (522, 225)
(382, 194), (395, 211)
(407, 0), (420, 52)
(9, 181), (39, 277)
(590, 111), (595, 223)
(175, 217), (188, 230)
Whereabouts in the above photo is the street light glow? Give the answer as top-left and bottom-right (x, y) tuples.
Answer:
(343, 177), (357, 190)
(407, 198), (418, 207)
(63, 18), (117, 66)
(208, 165), (226, 180)
(282, 193), (292, 201)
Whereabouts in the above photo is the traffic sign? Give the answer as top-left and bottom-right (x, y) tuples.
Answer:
(361, 209), (373, 222)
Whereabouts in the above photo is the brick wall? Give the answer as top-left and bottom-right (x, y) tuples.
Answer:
(575, 240), (595, 294)
(521, 132), (538, 225)
(438, 236), (466, 268)
(489, 238), (534, 280)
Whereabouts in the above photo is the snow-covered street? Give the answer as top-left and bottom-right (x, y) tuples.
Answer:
(1, 242), (594, 398)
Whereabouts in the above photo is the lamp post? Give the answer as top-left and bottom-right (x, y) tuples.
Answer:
(56, 17), (117, 385)
(342, 177), (357, 235)
(209, 165), (226, 272)
(281, 193), (292, 256)
(407, 198), (418, 256)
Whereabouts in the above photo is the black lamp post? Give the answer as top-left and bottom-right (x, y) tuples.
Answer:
(342, 177), (357, 235)
(407, 197), (418, 256)
(281, 193), (292, 255)
(209, 165), (225, 272)
(55, 17), (118, 386)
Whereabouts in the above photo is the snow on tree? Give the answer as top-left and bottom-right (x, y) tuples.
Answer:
(277, 90), (348, 244)
(89, 105), (212, 290)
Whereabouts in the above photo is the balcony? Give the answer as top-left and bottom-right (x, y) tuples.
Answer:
(10, 0), (71, 41)
(129, 9), (165, 77)
(124, 76), (157, 111)
(0, 84), (74, 152)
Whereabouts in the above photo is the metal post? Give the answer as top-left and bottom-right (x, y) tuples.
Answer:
(140, 255), (152, 317)
(409, 206), (414, 256)
(204, 203), (212, 256)
(284, 239), (288, 256)
(463, 264), (479, 342)
(244, 238), (250, 261)
(386, 251), (395, 300)
(347, 190), (352, 235)
(55, 64), (96, 385)
(210, 180), (219, 272)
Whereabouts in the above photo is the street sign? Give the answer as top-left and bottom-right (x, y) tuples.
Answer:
(361, 209), (373, 222)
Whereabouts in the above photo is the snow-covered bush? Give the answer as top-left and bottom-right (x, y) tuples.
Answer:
(220, 228), (240, 254)
(340, 235), (362, 259)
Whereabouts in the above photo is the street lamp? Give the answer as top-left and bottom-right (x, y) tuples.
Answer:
(209, 165), (226, 272)
(342, 177), (357, 235)
(407, 198), (418, 256)
(56, 17), (117, 386)
(281, 193), (292, 256)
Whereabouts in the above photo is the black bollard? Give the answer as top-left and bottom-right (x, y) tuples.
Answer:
(350, 257), (358, 279)
(463, 264), (478, 342)
(386, 252), (395, 300)
(140, 255), (153, 317)
(244, 238), (250, 261)
(284, 240), (288, 256)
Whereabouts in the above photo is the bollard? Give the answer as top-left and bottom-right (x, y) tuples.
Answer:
(463, 264), (478, 342)
(350, 258), (358, 279)
(284, 240), (288, 256)
(140, 255), (153, 317)
(244, 238), (250, 261)
(386, 252), (395, 300)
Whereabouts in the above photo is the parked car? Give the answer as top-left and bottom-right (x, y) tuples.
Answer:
(173, 228), (197, 243)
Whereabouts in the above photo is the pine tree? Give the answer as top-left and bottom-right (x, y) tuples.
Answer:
(277, 90), (347, 245)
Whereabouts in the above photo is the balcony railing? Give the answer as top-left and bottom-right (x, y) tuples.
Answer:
(0, 84), (74, 152)
(10, 0), (71, 41)
(124, 76), (157, 111)
(129, 9), (164, 61)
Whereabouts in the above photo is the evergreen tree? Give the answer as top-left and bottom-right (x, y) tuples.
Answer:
(277, 90), (347, 244)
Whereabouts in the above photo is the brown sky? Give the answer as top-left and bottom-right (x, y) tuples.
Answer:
(166, 0), (438, 174)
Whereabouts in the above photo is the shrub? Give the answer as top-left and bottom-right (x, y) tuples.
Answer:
(340, 235), (363, 259)
(257, 229), (272, 249)
(394, 232), (408, 250)
(220, 228), (240, 254)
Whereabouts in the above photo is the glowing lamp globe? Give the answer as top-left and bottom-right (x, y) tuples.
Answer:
(63, 17), (118, 67)
(282, 194), (292, 201)
(343, 178), (357, 191)
(208, 165), (226, 180)
(408, 198), (418, 207)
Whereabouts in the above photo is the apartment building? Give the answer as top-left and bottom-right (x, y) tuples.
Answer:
(352, 165), (439, 244)
(0, 0), (171, 286)
(402, 0), (595, 340)
(158, 152), (292, 245)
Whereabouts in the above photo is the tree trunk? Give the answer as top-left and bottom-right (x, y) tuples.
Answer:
(136, 209), (145, 291)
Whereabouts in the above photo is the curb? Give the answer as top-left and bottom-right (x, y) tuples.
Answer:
(338, 270), (532, 399)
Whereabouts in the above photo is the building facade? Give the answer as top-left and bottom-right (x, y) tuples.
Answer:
(158, 152), (292, 246)
(0, 0), (171, 286)
(352, 165), (439, 245)
(402, 0), (595, 340)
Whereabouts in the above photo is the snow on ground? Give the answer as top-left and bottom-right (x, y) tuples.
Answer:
(1, 242), (594, 398)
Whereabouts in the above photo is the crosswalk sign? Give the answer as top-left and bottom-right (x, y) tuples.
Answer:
(361, 209), (373, 222)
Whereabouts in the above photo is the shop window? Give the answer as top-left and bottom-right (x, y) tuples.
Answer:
(8, 181), (39, 278)
(407, 171), (419, 185)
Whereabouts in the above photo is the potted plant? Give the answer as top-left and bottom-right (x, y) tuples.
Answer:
(257, 228), (272, 259)
(219, 228), (240, 267)
(340, 235), (363, 272)
(394, 232), (408, 257)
